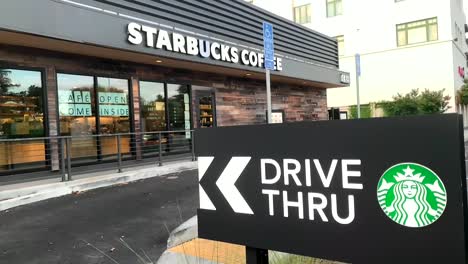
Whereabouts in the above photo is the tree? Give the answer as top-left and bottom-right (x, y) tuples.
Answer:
(456, 79), (468, 105)
(0, 69), (17, 94)
(381, 89), (450, 117)
(27, 85), (44, 111)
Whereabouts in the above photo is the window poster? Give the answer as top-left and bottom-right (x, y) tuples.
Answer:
(58, 90), (92, 117)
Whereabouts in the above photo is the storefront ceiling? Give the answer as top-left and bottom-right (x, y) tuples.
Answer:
(0, 30), (337, 89)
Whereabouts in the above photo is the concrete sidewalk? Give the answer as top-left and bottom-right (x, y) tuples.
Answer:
(0, 160), (197, 211)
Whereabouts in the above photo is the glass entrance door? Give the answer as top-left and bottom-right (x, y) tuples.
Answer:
(197, 92), (216, 128)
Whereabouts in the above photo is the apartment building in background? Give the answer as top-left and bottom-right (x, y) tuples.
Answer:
(249, 0), (468, 116)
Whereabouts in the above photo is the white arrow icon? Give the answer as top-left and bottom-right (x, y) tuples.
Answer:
(198, 156), (216, 210)
(216, 157), (254, 215)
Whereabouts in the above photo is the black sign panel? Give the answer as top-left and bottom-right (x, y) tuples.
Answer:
(196, 114), (468, 263)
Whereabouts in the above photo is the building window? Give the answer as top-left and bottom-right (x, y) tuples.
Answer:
(58, 74), (131, 159)
(294, 4), (311, 24)
(327, 0), (343, 17)
(397, 17), (438, 46)
(140, 81), (166, 132)
(0, 68), (46, 170)
(97, 77), (130, 135)
(97, 77), (131, 157)
(0, 69), (45, 138)
(335, 35), (344, 56)
(58, 73), (96, 136)
(167, 84), (190, 131)
(58, 73), (97, 159)
(139, 82), (191, 146)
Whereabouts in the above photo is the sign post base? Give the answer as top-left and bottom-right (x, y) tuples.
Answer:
(246, 247), (268, 264)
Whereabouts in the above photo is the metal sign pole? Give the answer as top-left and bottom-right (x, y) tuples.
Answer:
(355, 53), (361, 118)
(246, 247), (269, 264)
(266, 69), (272, 124)
(248, 20), (274, 263)
(263, 21), (274, 125)
(356, 71), (361, 119)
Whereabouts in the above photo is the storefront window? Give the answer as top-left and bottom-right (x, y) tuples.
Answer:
(167, 84), (190, 131)
(58, 73), (97, 160)
(97, 77), (130, 134)
(97, 77), (131, 157)
(58, 73), (96, 136)
(0, 68), (45, 169)
(140, 81), (166, 132)
(0, 69), (44, 138)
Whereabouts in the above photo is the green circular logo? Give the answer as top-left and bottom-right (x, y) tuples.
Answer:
(377, 163), (447, 228)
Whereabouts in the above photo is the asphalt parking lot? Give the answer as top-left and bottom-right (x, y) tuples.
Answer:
(0, 169), (198, 264)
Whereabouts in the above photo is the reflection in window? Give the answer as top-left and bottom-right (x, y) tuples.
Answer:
(0, 69), (44, 138)
(58, 73), (97, 159)
(397, 18), (438, 46)
(97, 77), (131, 157)
(140, 81), (166, 132)
(168, 84), (191, 142)
(97, 77), (130, 134)
(0, 68), (45, 169)
(58, 73), (95, 136)
(167, 84), (190, 131)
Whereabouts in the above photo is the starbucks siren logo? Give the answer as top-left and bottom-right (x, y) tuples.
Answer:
(377, 163), (447, 228)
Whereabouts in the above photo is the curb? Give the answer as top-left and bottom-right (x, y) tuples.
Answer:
(157, 215), (199, 264)
(157, 251), (216, 264)
(0, 161), (197, 211)
(167, 215), (198, 249)
(157, 215), (292, 264)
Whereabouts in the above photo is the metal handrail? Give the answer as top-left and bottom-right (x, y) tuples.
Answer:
(0, 129), (194, 142)
(0, 130), (196, 182)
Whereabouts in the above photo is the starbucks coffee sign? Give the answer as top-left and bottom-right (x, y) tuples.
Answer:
(377, 163), (447, 228)
(196, 114), (467, 264)
(127, 22), (283, 71)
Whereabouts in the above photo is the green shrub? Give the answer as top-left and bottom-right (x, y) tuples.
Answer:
(349, 104), (372, 119)
(380, 89), (450, 117)
(269, 251), (344, 264)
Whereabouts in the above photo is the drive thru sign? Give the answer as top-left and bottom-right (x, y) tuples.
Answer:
(196, 114), (468, 264)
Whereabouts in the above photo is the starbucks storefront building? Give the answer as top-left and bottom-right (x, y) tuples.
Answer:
(0, 0), (349, 174)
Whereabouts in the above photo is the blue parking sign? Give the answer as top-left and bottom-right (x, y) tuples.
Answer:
(263, 22), (275, 70)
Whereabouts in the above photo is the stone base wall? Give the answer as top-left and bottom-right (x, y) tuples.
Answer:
(214, 81), (327, 127)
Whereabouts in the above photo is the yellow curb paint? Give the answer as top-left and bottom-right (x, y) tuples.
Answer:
(169, 238), (246, 264)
